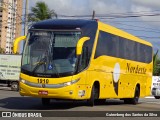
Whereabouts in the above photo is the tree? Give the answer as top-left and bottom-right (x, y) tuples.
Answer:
(29, 2), (57, 22)
(153, 50), (160, 76)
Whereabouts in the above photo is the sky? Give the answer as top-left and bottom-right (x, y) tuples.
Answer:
(26, 0), (160, 55)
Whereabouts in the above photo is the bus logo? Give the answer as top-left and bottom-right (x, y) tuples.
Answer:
(42, 84), (45, 88)
(113, 63), (120, 96)
(113, 63), (120, 83)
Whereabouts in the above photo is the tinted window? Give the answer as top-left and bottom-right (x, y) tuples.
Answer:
(95, 31), (152, 63)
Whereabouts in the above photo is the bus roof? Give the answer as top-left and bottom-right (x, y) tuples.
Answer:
(30, 19), (97, 30)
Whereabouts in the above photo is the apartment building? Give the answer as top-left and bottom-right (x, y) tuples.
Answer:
(0, 0), (22, 54)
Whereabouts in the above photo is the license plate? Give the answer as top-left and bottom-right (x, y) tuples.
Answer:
(38, 90), (48, 95)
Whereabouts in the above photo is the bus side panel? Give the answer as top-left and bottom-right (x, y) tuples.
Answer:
(89, 56), (152, 99)
(88, 56), (124, 99)
(86, 70), (118, 99)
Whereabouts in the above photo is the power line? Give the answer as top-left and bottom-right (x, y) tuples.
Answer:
(107, 21), (160, 32)
(107, 20), (160, 23)
(118, 27), (160, 34)
(94, 10), (160, 16)
(137, 36), (160, 39)
(97, 13), (160, 19)
(58, 12), (160, 19)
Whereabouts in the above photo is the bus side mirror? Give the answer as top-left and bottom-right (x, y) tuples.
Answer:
(76, 37), (90, 55)
(13, 36), (26, 54)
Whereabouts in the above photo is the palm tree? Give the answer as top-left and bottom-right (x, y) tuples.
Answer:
(29, 2), (57, 22)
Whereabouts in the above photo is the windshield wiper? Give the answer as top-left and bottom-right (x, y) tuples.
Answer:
(32, 57), (47, 73)
(32, 54), (60, 78)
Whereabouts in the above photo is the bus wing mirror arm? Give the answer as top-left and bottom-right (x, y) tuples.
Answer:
(13, 36), (26, 54)
(76, 37), (90, 55)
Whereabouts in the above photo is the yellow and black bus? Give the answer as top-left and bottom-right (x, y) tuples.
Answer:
(14, 19), (153, 106)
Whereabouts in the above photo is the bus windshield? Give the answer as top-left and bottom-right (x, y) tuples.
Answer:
(22, 30), (81, 77)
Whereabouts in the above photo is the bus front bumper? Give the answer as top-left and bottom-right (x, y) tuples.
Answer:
(19, 82), (79, 99)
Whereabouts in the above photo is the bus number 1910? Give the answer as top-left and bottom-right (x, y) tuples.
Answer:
(37, 79), (49, 84)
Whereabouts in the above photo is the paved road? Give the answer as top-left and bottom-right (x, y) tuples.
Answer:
(0, 87), (159, 120)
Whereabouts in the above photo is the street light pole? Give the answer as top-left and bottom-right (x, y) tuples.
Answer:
(24, 0), (28, 36)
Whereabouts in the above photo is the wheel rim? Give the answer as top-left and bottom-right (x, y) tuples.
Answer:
(11, 83), (18, 89)
(12, 84), (17, 88)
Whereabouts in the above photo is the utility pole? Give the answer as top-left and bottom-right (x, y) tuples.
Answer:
(92, 10), (95, 20)
(24, 0), (28, 35)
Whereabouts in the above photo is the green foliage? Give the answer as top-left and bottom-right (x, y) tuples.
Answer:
(153, 50), (160, 76)
(29, 2), (57, 22)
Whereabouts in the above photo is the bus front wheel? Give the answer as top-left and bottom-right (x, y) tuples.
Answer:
(87, 84), (99, 107)
(87, 85), (95, 106)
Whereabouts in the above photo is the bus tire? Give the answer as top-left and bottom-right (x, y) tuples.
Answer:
(95, 99), (106, 105)
(154, 96), (160, 99)
(87, 85), (98, 107)
(124, 86), (140, 105)
(11, 82), (19, 91)
(87, 86), (95, 106)
(42, 98), (50, 106)
(124, 99), (130, 104)
(130, 86), (140, 105)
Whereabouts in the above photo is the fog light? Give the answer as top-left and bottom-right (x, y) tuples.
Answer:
(78, 90), (85, 97)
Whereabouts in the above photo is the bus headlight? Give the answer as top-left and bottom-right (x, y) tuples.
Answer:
(64, 82), (72, 86)
(63, 78), (80, 87)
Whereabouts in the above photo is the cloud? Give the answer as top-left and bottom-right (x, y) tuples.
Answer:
(131, 4), (160, 27)
(88, 0), (128, 14)
(132, 0), (160, 8)
(29, 0), (129, 16)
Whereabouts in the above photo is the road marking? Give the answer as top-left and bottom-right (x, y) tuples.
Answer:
(0, 87), (9, 89)
(146, 101), (160, 104)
